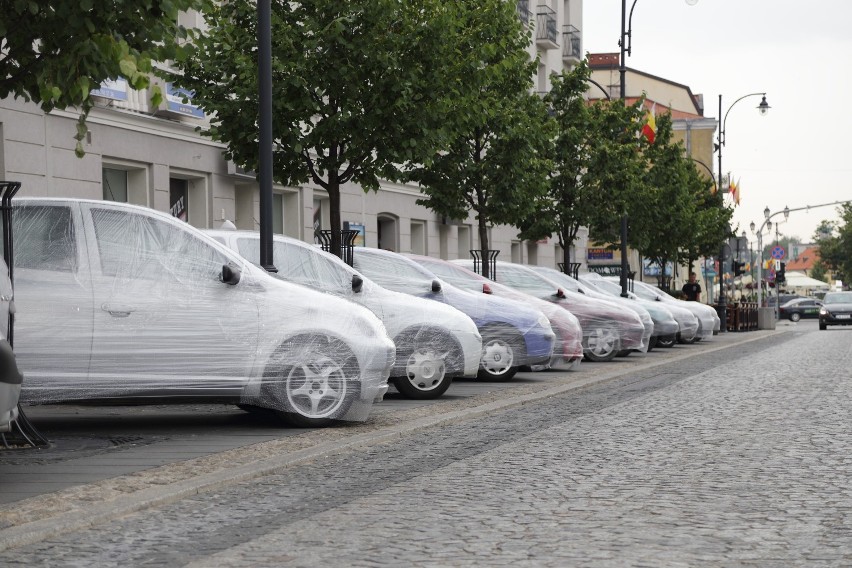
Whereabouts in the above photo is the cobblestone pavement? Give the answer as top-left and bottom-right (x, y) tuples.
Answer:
(2, 324), (851, 566)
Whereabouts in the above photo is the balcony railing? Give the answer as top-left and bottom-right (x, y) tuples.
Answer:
(517, 0), (532, 25)
(535, 5), (559, 49)
(562, 25), (582, 62)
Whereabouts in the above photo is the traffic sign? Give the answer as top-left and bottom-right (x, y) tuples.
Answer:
(771, 246), (785, 260)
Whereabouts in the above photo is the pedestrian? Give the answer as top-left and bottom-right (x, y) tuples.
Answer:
(682, 271), (701, 302)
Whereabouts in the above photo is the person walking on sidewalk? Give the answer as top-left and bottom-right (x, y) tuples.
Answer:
(682, 272), (702, 302)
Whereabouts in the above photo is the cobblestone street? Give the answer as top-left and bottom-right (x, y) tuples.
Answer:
(1, 324), (851, 566)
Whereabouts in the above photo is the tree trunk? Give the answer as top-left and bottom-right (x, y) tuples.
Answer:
(478, 214), (490, 279)
(328, 169), (342, 260)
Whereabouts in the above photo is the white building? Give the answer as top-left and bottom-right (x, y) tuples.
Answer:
(0, 2), (585, 269)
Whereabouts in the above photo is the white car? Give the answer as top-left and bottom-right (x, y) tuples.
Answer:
(205, 230), (482, 400)
(11, 199), (395, 427)
(0, 257), (22, 433)
(613, 278), (716, 342)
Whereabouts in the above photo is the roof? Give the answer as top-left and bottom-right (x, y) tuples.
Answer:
(786, 246), (820, 272)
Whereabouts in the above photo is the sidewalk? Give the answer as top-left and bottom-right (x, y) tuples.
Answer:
(0, 327), (792, 551)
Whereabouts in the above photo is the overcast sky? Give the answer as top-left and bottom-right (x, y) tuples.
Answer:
(582, 0), (852, 251)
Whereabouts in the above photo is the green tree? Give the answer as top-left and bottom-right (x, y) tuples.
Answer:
(814, 204), (852, 285)
(518, 62), (647, 271)
(0, 0), (208, 156)
(171, 0), (469, 258)
(404, 0), (553, 278)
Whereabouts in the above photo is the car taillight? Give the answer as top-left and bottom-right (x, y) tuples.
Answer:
(482, 283), (493, 294)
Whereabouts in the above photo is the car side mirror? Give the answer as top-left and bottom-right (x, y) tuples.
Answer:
(431, 279), (442, 293)
(352, 274), (363, 293)
(221, 264), (241, 285)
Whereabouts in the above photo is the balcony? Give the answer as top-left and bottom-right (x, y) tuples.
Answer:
(535, 5), (559, 50)
(517, 0), (532, 26)
(562, 25), (582, 64)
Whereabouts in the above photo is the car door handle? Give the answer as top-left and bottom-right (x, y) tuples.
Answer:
(101, 303), (134, 317)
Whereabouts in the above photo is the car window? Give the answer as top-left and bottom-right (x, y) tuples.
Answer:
(92, 208), (230, 281)
(497, 266), (556, 296)
(354, 251), (433, 290)
(824, 292), (852, 304)
(12, 205), (77, 272)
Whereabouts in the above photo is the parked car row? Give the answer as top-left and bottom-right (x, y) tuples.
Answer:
(3, 198), (729, 431)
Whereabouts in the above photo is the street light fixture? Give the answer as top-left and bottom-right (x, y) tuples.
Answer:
(714, 92), (770, 331)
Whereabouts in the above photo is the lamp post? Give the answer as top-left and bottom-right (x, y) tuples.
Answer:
(617, 0), (717, 297)
(714, 92), (770, 330)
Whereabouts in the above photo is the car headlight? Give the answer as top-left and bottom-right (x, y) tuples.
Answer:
(819, 307), (828, 315)
(537, 314), (550, 329)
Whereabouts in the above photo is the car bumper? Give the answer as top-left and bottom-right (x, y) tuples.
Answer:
(621, 322), (647, 350)
(652, 320), (679, 337)
(820, 314), (852, 326)
(0, 339), (23, 432)
(458, 329), (484, 378)
(521, 328), (556, 366)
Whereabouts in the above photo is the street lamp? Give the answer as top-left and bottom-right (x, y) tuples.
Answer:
(713, 92), (770, 331)
(616, 0), (699, 297)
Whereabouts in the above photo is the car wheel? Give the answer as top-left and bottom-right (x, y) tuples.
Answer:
(260, 336), (359, 427)
(616, 349), (632, 357)
(583, 326), (620, 362)
(656, 334), (677, 348)
(391, 329), (457, 399)
(819, 321), (827, 330)
(478, 326), (522, 381)
(790, 312), (801, 322)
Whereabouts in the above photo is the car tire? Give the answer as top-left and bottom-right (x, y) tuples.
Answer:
(260, 335), (359, 427)
(647, 335), (657, 352)
(477, 325), (523, 381)
(583, 326), (620, 362)
(391, 329), (457, 399)
(656, 334), (677, 348)
(819, 321), (827, 330)
(616, 349), (632, 357)
(790, 312), (801, 322)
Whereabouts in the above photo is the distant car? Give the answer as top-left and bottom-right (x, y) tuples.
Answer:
(206, 230), (482, 400)
(766, 293), (806, 308)
(778, 298), (823, 322)
(11, 199), (395, 427)
(406, 255), (584, 367)
(819, 291), (852, 330)
(454, 260), (647, 363)
(353, 249), (555, 381)
(606, 277), (715, 343)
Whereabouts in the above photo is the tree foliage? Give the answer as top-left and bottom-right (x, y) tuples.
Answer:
(171, 0), (471, 257)
(0, 0), (208, 156)
(518, 61), (648, 270)
(403, 0), (553, 278)
(814, 204), (852, 285)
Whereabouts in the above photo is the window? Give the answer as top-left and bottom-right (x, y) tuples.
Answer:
(273, 193), (284, 234)
(170, 178), (188, 221)
(457, 225), (471, 260)
(103, 168), (128, 202)
(410, 220), (426, 255)
(12, 205), (77, 272)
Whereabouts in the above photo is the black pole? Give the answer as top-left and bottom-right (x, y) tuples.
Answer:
(258, 0), (276, 272)
(717, 94), (726, 330)
(618, 0), (631, 297)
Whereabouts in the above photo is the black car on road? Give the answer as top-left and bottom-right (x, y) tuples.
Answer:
(819, 291), (852, 330)
(778, 298), (823, 322)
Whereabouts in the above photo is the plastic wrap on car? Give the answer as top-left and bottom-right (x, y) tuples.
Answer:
(454, 260), (647, 355)
(351, 249), (555, 374)
(206, 230), (483, 389)
(408, 255), (584, 368)
(11, 199), (395, 425)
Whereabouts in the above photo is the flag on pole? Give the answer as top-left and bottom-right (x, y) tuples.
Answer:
(730, 177), (741, 206)
(641, 103), (656, 144)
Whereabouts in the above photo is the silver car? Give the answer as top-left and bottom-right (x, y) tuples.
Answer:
(206, 230), (482, 400)
(11, 199), (395, 427)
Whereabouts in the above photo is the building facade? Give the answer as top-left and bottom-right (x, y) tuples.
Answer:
(1, 3), (586, 269)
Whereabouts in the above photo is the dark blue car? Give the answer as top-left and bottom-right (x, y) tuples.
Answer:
(353, 248), (555, 381)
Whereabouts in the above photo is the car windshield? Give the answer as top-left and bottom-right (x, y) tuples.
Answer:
(497, 265), (558, 296)
(823, 291), (852, 305)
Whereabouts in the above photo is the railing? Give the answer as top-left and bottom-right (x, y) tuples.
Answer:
(317, 230), (360, 267)
(470, 249), (500, 280)
(558, 262), (582, 279)
(535, 5), (559, 47)
(726, 301), (759, 332)
(562, 25), (582, 60)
